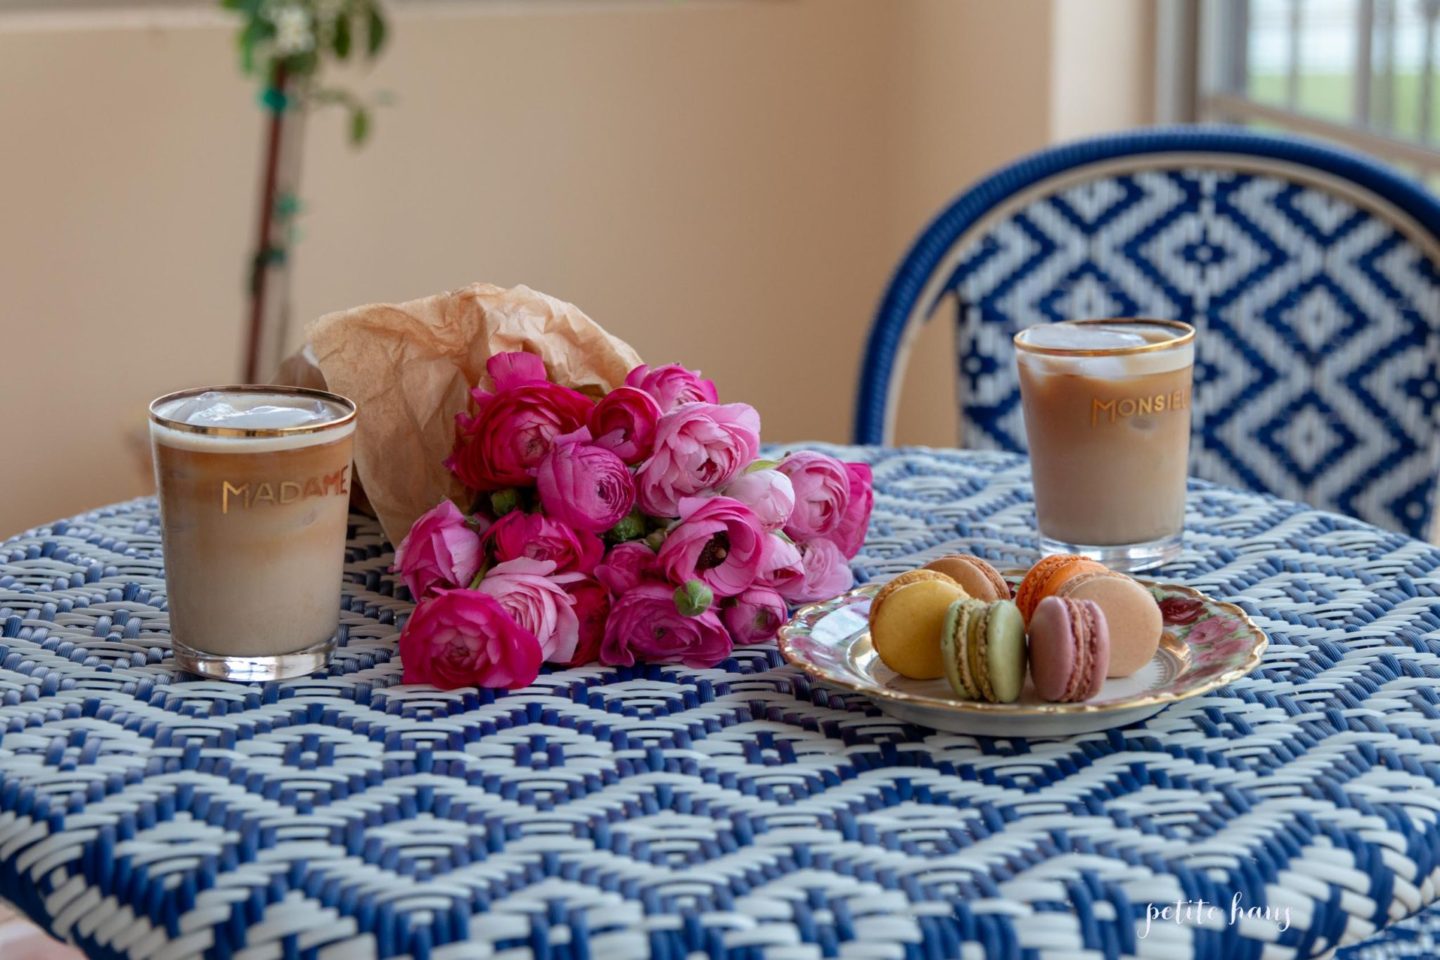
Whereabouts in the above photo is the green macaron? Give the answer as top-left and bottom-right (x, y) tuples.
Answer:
(941, 598), (1027, 703)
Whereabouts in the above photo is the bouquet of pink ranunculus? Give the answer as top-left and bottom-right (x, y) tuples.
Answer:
(391, 352), (873, 689)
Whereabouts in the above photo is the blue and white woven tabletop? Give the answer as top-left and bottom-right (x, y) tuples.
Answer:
(5, 446), (1440, 960)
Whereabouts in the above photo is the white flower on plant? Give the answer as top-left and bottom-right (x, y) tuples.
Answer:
(272, 5), (314, 55)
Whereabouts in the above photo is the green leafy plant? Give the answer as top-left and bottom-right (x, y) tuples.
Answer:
(224, 0), (389, 145)
(221, 0), (391, 381)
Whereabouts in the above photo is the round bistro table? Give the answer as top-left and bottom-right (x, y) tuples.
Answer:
(4, 446), (1440, 960)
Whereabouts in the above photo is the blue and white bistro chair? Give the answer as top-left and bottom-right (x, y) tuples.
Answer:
(856, 127), (1440, 541)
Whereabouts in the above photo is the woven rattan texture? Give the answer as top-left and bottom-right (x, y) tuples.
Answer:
(4, 447), (1440, 959)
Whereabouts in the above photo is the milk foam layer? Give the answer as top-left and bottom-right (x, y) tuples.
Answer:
(1016, 322), (1192, 378)
(152, 390), (354, 452)
(172, 392), (337, 428)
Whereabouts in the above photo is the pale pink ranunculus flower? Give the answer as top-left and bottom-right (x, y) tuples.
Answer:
(476, 558), (583, 663)
(624, 363), (719, 413)
(722, 468), (796, 532)
(756, 534), (805, 596)
(777, 538), (854, 603)
(392, 499), (485, 600)
(635, 403), (761, 517)
(825, 461), (874, 559)
(657, 496), (767, 598)
(778, 451), (852, 542)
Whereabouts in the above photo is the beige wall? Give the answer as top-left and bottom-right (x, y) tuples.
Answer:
(0, 0), (1154, 537)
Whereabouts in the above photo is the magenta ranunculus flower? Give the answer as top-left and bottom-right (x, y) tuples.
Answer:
(722, 468), (795, 532)
(444, 352), (594, 492)
(595, 541), (661, 594)
(476, 557), (582, 664)
(486, 510), (604, 575)
(393, 500), (485, 600)
(559, 577), (611, 667)
(657, 496), (766, 598)
(399, 589), (542, 689)
(778, 451), (852, 542)
(635, 403), (761, 517)
(535, 429), (637, 534)
(825, 462), (874, 559)
(756, 534), (805, 595)
(777, 538), (854, 603)
(600, 582), (733, 667)
(589, 386), (662, 465)
(722, 586), (788, 645)
(624, 363), (718, 413)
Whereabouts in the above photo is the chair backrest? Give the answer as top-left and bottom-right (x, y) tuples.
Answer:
(857, 127), (1440, 540)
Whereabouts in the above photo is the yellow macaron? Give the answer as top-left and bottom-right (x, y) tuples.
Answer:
(869, 578), (968, 680)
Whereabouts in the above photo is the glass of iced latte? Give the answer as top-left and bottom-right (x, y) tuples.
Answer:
(149, 386), (357, 681)
(1014, 319), (1195, 572)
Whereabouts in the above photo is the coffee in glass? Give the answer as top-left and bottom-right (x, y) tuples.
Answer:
(1014, 319), (1195, 572)
(149, 386), (357, 681)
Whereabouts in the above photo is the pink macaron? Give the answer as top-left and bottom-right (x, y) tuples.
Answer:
(1028, 595), (1110, 703)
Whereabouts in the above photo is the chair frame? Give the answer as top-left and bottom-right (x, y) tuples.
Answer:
(854, 125), (1440, 447)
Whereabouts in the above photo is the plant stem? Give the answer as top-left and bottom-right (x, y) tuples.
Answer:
(243, 62), (289, 384)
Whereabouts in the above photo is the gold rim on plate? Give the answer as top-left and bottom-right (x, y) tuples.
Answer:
(777, 578), (1267, 716)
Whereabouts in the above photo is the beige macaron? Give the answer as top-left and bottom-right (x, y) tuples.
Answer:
(1055, 571), (1162, 678)
(924, 554), (1011, 602)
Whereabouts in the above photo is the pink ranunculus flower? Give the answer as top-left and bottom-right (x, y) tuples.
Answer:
(536, 429), (637, 534)
(636, 403), (761, 517)
(558, 577), (610, 667)
(825, 462), (874, 559)
(589, 386), (662, 465)
(399, 590), (542, 690)
(722, 468), (795, 533)
(392, 500), (485, 600)
(600, 582), (733, 667)
(595, 541), (661, 594)
(778, 451), (853, 542)
(756, 534), (805, 595)
(778, 538), (854, 603)
(722, 586), (788, 645)
(444, 352), (594, 492)
(486, 510), (604, 575)
(624, 363), (718, 413)
(657, 496), (766, 598)
(476, 558), (582, 663)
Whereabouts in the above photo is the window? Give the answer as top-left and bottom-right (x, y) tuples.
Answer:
(1193, 0), (1440, 176)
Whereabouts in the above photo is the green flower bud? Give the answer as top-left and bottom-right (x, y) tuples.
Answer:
(606, 510), (647, 544)
(489, 488), (521, 517)
(745, 458), (781, 473)
(674, 579), (714, 617)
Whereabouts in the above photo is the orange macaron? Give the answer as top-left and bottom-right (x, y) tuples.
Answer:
(1014, 555), (1110, 622)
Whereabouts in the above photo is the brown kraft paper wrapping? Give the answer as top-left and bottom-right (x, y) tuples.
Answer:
(277, 282), (643, 545)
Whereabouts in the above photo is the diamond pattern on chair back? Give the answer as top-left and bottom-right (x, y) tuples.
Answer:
(946, 164), (1440, 539)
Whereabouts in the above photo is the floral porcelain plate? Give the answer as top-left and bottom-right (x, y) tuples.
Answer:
(777, 576), (1267, 737)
